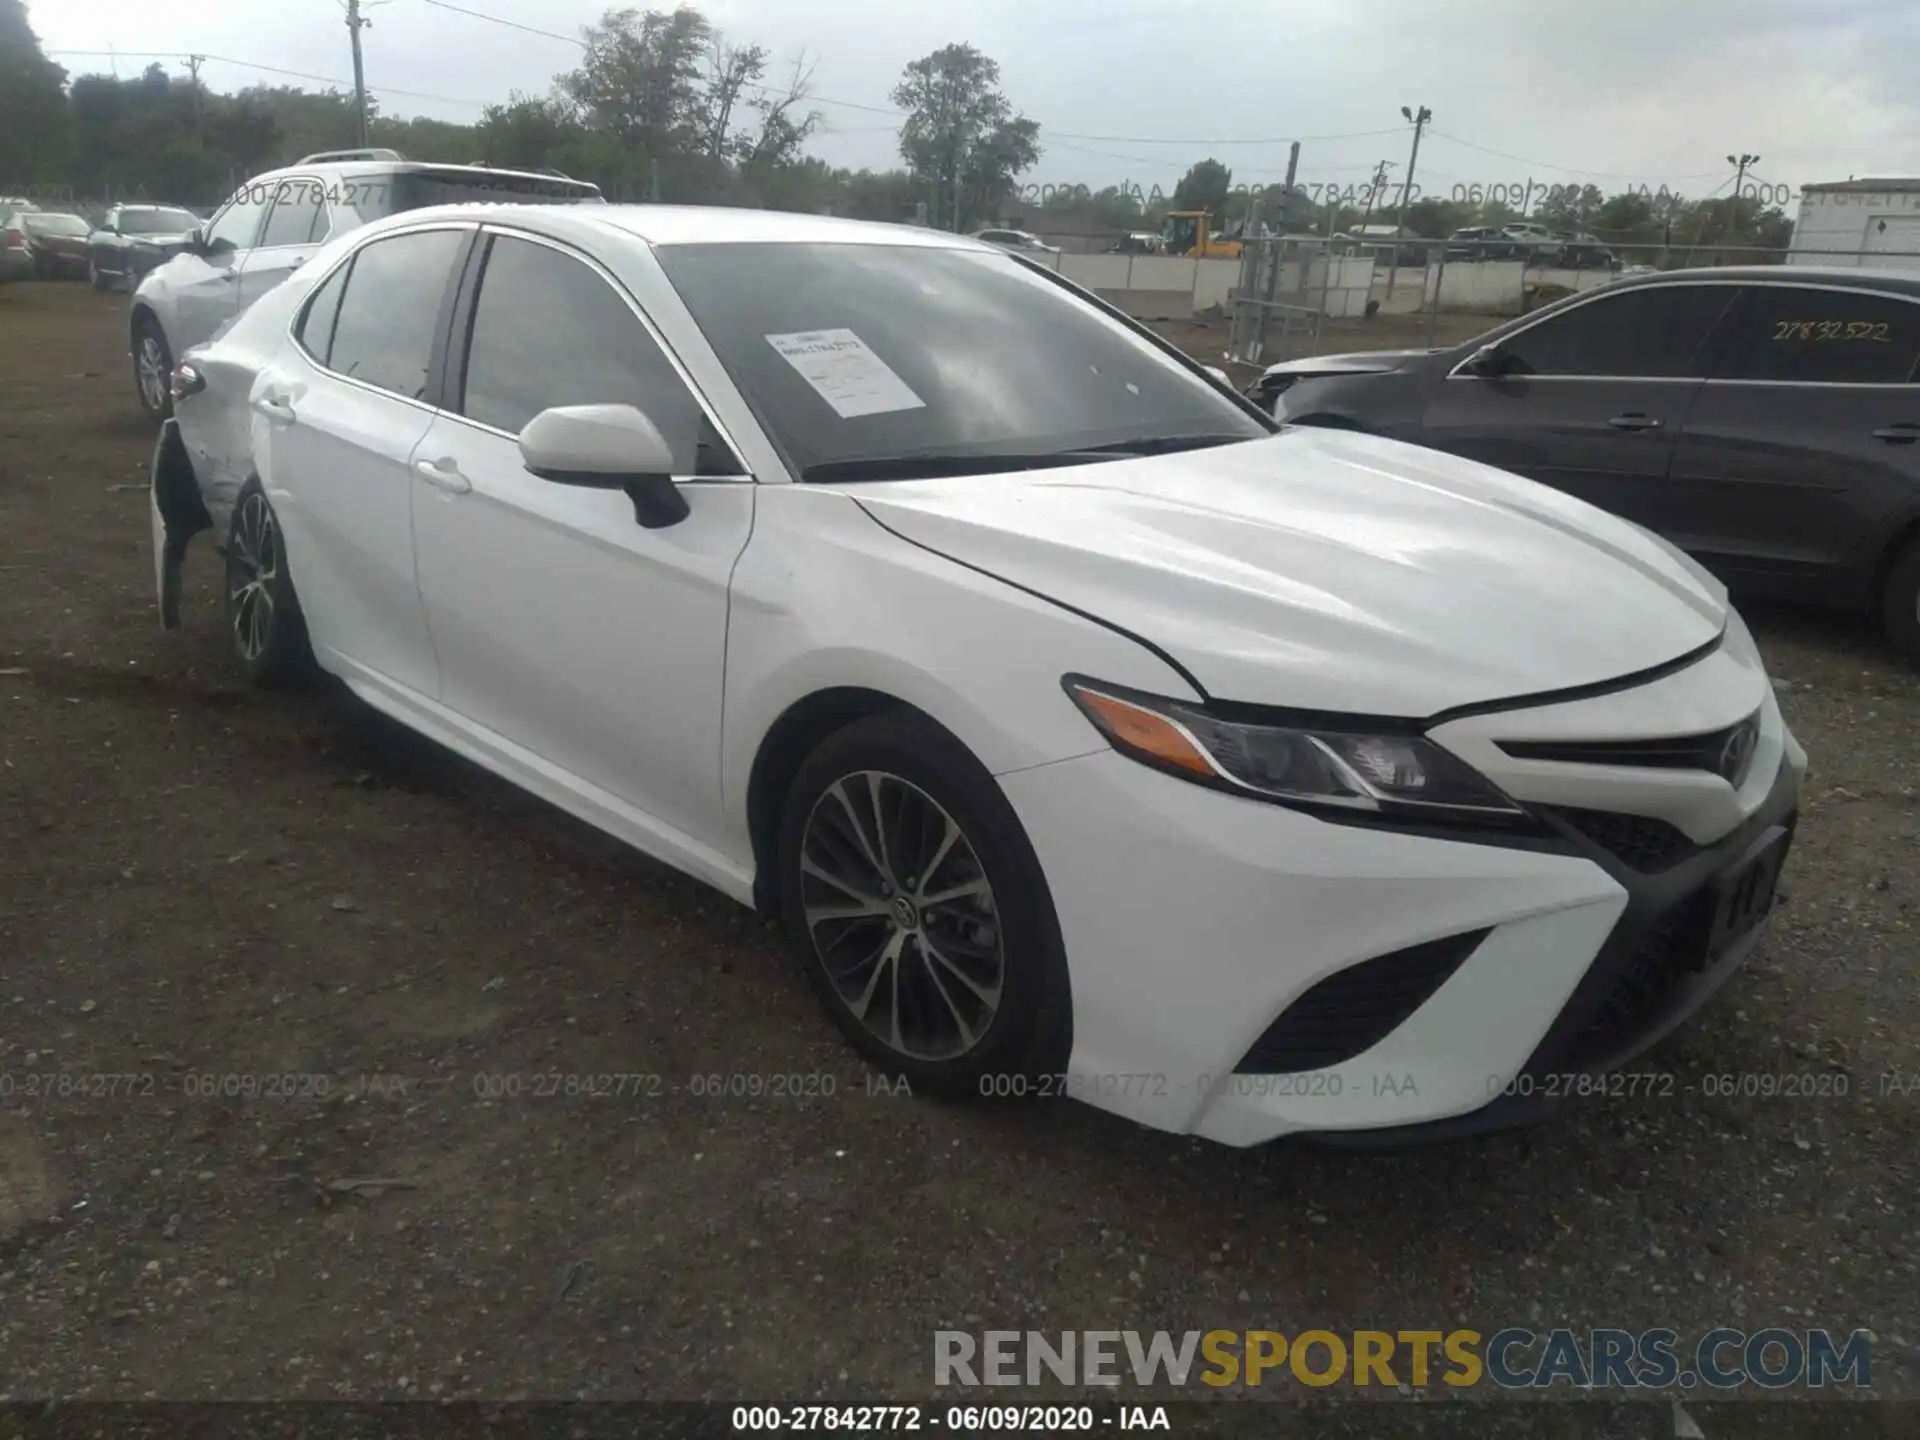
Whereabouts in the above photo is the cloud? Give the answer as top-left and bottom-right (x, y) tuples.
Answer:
(27, 0), (1920, 201)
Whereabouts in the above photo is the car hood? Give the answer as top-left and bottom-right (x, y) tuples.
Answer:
(1258, 348), (1437, 380)
(850, 429), (1726, 717)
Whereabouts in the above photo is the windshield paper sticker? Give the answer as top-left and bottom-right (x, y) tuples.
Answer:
(765, 329), (926, 419)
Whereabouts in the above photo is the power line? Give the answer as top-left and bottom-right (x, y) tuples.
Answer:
(411, 0), (1416, 145)
(1425, 129), (1728, 182)
(413, 0), (905, 116)
(46, 48), (489, 106)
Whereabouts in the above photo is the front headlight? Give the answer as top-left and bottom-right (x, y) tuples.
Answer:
(1064, 677), (1525, 821)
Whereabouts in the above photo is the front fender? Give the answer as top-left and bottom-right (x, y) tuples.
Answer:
(719, 486), (1199, 860)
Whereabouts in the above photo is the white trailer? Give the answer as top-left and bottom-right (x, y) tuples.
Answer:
(1789, 179), (1920, 271)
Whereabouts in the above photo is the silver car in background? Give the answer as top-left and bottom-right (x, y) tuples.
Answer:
(129, 149), (603, 419)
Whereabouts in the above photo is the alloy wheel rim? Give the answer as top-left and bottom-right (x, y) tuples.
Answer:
(799, 770), (1004, 1062)
(137, 336), (167, 410)
(228, 493), (278, 661)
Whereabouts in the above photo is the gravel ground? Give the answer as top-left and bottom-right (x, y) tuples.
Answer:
(0, 281), (1916, 1433)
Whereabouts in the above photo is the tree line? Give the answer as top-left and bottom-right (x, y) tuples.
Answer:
(2, 0), (1041, 229)
(3, 0), (1793, 258)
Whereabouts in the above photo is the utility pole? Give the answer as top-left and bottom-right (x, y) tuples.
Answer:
(181, 54), (205, 135)
(1358, 159), (1396, 231)
(1728, 152), (1760, 225)
(1382, 104), (1431, 301)
(346, 0), (372, 148)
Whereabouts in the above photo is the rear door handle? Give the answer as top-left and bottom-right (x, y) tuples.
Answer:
(1607, 413), (1663, 431)
(252, 392), (296, 422)
(415, 457), (472, 495)
(1871, 423), (1920, 444)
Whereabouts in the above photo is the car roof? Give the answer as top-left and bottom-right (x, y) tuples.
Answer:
(407, 202), (995, 251)
(250, 158), (597, 187)
(1606, 264), (1920, 298)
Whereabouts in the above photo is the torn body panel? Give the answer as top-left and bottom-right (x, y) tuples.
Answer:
(149, 418), (212, 629)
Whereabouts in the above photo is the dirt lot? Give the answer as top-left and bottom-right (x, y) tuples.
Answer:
(2, 281), (1918, 1428)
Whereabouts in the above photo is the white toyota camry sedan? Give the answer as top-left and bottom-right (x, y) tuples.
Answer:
(149, 204), (1806, 1147)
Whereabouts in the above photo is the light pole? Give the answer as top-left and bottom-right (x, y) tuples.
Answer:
(1382, 105), (1430, 302)
(1728, 152), (1760, 223)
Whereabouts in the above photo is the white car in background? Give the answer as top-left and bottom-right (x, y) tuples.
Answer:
(149, 204), (1804, 1146)
(971, 227), (1062, 257)
(128, 149), (602, 420)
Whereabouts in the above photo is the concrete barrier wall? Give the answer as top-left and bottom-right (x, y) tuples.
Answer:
(1422, 261), (1616, 314)
(1053, 253), (1245, 318)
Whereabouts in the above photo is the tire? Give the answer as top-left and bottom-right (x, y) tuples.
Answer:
(132, 313), (173, 421)
(1882, 534), (1920, 664)
(224, 479), (313, 687)
(89, 260), (108, 292)
(777, 710), (1071, 1097)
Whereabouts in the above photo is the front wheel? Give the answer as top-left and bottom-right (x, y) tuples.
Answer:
(224, 480), (313, 686)
(1883, 535), (1920, 664)
(132, 315), (173, 421)
(777, 711), (1071, 1097)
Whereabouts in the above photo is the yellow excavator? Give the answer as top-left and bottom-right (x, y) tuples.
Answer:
(1160, 210), (1242, 259)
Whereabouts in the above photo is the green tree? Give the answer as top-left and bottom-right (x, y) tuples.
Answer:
(891, 43), (1040, 231)
(559, 5), (713, 196)
(0, 0), (70, 184)
(1172, 158), (1231, 219)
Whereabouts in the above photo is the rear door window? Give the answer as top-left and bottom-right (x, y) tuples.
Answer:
(323, 228), (468, 401)
(1709, 286), (1920, 385)
(1494, 285), (1739, 379)
(296, 262), (351, 367)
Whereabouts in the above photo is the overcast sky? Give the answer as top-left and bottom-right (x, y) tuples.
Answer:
(27, 0), (1920, 208)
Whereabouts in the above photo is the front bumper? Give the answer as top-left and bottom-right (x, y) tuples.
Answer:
(999, 648), (1804, 1147)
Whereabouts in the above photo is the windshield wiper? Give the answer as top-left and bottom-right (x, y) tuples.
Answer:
(800, 434), (1256, 484)
(800, 451), (1118, 484)
(1076, 433), (1254, 457)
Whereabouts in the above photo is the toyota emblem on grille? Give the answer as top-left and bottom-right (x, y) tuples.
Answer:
(1717, 720), (1758, 783)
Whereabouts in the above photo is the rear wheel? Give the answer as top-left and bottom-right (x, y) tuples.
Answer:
(1883, 535), (1920, 664)
(132, 313), (173, 421)
(777, 711), (1070, 1096)
(224, 480), (313, 687)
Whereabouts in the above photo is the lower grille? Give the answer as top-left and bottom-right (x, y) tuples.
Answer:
(1237, 929), (1490, 1074)
(1544, 806), (1696, 872)
(1557, 891), (1717, 1069)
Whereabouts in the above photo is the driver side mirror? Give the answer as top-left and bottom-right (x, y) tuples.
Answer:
(520, 403), (690, 529)
(1462, 344), (1511, 378)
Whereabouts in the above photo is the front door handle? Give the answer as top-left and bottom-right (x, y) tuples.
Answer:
(415, 457), (472, 495)
(1607, 413), (1663, 431)
(1871, 423), (1920, 444)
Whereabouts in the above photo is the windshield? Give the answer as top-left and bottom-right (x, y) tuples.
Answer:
(24, 214), (89, 236)
(119, 208), (200, 235)
(656, 241), (1267, 482)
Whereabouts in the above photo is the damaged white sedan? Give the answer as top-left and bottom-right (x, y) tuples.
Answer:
(149, 204), (1804, 1146)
